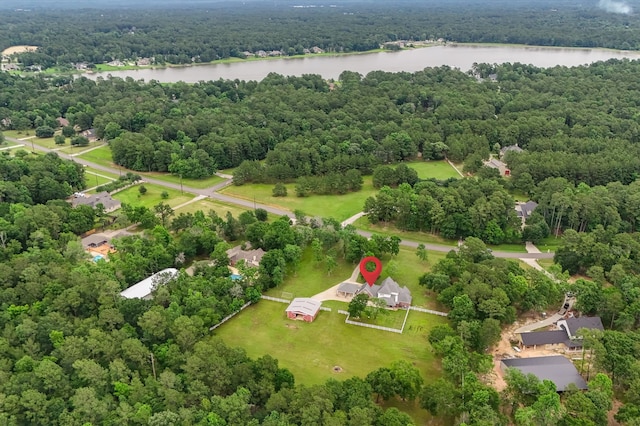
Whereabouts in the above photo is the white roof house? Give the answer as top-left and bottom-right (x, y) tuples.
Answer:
(120, 268), (179, 300)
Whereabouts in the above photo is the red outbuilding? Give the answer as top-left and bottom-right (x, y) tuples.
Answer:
(285, 298), (322, 322)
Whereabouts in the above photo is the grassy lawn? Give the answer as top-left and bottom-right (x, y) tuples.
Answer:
(537, 235), (562, 253)
(138, 171), (224, 189)
(84, 171), (116, 190)
(351, 308), (407, 329)
(404, 160), (460, 180)
(355, 217), (456, 246)
(221, 177), (377, 222)
(112, 183), (194, 209)
(265, 248), (357, 299)
(213, 298), (447, 391)
(537, 258), (555, 270)
(380, 247), (448, 310)
(77, 145), (115, 168)
(174, 198), (261, 219)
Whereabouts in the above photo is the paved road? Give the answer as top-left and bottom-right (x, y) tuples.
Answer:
(12, 136), (556, 260)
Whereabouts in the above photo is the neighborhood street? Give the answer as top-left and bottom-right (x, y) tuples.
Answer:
(9, 136), (555, 260)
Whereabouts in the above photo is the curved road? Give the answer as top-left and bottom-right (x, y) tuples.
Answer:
(12, 136), (555, 260)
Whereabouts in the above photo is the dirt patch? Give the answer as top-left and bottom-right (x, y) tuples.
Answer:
(332, 366), (343, 373)
(2, 45), (38, 56)
(285, 323), (299, 330)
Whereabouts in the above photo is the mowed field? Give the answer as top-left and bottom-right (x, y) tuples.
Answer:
(220, 177), (377, 222)
(111, 183), (194, 209)
(404, 160), (461, 180)
(214, 300), (446, 386)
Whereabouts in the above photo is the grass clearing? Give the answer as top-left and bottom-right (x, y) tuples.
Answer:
(174, 198), (263, 220)
(265, 248), (357, 298)
(213, 299), (447, 388)
(404, 160), (460, 180)
(221, 177), (377, 222)
(380, 247), (447, 310)
(112, 183), (194, 209)
(77, 145), (115, 168)
(138, 171), (224, 189)
(537, 235), (563, 253)
(84, 172), (116, 190)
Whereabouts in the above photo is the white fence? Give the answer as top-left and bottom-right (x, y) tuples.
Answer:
(261, 295), (291, 303)
(209, 302), (251, 331)
(338, 309), (407, 334)
(409, 306), (448, 316)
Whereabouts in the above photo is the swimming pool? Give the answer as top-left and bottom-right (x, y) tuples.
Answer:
(230, 274), (242, 281)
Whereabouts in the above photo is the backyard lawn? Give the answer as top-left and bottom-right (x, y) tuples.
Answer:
(404, 160), (461, 180)
(213, 298), (447, 390)
(112, 183), (194, 209)
(220, 177), (377, 222)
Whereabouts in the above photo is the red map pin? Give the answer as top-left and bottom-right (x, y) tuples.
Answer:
(360, 256), (382, 286)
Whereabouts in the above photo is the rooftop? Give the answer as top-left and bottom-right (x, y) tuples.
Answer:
(560, 317), (604, 337)
(520, 330), (580, 348)
(120, 268), (179, 299)
(502, 356), (587, 391)
(285, 298), (322, 317)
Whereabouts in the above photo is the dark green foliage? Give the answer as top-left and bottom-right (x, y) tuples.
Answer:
(95, 172), (141, 193)
(35, 125), (55, 138)
(364, 179), (520, 244)
(272, 182), (287, 197)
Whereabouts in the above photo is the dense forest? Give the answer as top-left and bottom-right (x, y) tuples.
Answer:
(2, 1), (640, 68)
(6, 61), (640, 188)
(0, 150), (428, 424)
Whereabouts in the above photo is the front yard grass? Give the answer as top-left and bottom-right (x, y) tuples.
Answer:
(76, 145), (114, 168)
(404, 160), (461, 180)
(220, 177), (377, 222)
(111, 183), (194, 209)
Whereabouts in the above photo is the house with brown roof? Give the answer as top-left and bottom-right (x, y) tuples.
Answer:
(56, 117), (70, 127)
(226, 245), (265, 268)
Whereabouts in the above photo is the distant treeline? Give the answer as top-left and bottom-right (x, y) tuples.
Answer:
(2, 1), (640, 68)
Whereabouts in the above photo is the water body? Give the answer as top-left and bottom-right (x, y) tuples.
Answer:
(85, 44), (640, 83)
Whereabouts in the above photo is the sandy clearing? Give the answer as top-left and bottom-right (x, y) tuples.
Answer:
(2, 45), (38, 55)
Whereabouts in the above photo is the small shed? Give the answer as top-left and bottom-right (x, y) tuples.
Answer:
(285, 298), (322, 322)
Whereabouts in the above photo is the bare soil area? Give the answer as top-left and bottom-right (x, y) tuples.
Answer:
(487, 312), (571, 392)
(2, 45), (38, 55)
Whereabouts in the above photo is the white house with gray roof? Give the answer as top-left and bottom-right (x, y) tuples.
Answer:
(336, 277), (412, 308)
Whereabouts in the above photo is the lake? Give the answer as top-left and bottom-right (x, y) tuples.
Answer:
(85, 44), (640, 83)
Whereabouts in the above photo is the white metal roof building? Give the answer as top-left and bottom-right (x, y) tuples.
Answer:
(119, 268), (179, 300)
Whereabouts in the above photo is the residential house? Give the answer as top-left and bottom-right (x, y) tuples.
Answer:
(501, 356), (587, 391)
(557, 317), (604, 338)
(81, 230), (131, 259)
(70, 192), (121, 213)
(226, 245), (265, 268)
(484, 157), (509, 175)
(107, 60), (125, 67)
(120, 268), (179, 300)
(337, 277), (412, 308)
(500, 144), (524, 159)
(285, 298), (322, 322)
(136, 57), (152, 66)
(57, 117), (70, 127)
(81, 128), (98, 142)
(515, 201), (538, 221)
(518, 316), (603, 351)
